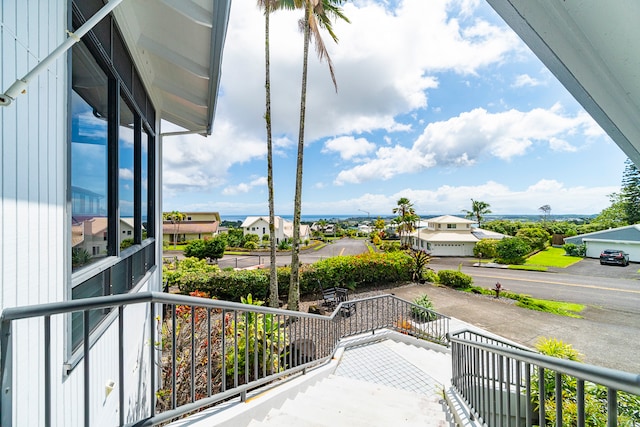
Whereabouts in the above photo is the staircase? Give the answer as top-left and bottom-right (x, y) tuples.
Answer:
(249, 374), (450, 426)
(168, 333), (460, 427)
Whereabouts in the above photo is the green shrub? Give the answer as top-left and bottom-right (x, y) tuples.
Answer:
(473, 239), (498, 259)
(163, 257), (219, 287)
(533, 337), (640, 426)
(495, 237), (531, 265)
(423, 268), (438, 283)
(410, 294), (437, 321)
(563, 243), (586, 257)
(516, 227), (550, 251)
(437, 270), (473, 288)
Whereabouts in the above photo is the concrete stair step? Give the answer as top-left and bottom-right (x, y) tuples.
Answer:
(382, 341), (452, 385)
(249, 374), (450, 426)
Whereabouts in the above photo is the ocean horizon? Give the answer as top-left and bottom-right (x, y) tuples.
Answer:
(220, 213), (597, 223)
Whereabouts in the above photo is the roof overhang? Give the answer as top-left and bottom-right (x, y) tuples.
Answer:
(113, 0), (231, 135)
(486, 0), (640, 166)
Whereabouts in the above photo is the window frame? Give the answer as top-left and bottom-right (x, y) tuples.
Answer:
(67, 1), (157, 365)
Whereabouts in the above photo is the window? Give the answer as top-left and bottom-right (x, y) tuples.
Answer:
(69, 3), (157, 352)
(447, 224), (457, 229)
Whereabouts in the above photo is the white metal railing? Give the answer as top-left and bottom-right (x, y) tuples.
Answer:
(449, 330), (640, 426)
(0, 291), (448, 427)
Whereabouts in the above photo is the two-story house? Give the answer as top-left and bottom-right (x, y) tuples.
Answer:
(241, 216), (311, 244)
(410, 215), (505, 256)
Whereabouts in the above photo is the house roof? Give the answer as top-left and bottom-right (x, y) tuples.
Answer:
(416, 230), (479, 243)
(564, 225), (640, 245)
(163, 221), (219, 235)
(427, 215), (474, 224)
(113, 0), (231, 134)
(471, 228), (507, 240)
(486, 1), (640, 167)
(241, 216), (277, 228)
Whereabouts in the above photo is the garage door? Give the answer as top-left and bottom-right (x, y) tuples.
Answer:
(585, 240), (640, 262)
(431, 242), (475, 256)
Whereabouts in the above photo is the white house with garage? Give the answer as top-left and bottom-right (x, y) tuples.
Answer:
(0, 1), (230, 425)
(242, 216), (311, 244)
(564, 225), (640, 262)
(410, 215), (506, 256)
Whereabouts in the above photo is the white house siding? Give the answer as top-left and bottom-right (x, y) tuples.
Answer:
(1, 3), (161, 425)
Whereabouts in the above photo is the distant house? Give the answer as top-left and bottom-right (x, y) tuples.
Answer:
(241, 216), (310, 244)
(72, 217), (142, 256)
(564, 225), (640, 262)
(410, 215), (506, 256)
(162, 212), (220, 244)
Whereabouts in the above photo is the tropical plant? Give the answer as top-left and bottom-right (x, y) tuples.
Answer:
(71, 247), (91, 268)
(410, 294), (437, 321)
(462, 199), (492, 228)
(163, 211), (186, 249)
(408, 249), (431, 282)
(224, 294), (287, 384)
(393, 197), (419, 248)
(289, 0), (350, 311)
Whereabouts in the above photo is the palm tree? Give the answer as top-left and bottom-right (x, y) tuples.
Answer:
(393, 197), (418, 247)
(163, 211), (186, 249)
(462, 199), (492, 228)
(258, 0), (281, 308)
(288, 0), (349, 311)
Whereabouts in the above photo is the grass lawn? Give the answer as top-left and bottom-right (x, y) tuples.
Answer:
(525, 247), (582, 268)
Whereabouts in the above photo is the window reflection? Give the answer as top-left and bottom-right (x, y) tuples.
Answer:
(141, 131), (149, 239)
(119, 98), (135, 250)
(71, 42), (109, 271)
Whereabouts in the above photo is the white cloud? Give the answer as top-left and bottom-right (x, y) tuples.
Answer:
(322, 136), (376, 160)
(334, 105), (598, 184)
(512, 74), (543, 87)
(172, 0), (522, 183)
(303, 180), (616, 215)
(119, 168), (133, 180)
(222, 177), (267, 195)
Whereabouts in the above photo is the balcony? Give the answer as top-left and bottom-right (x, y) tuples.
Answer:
(1, 292), (638, 426)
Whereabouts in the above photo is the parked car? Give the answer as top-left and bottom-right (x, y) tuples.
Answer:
(599, 249), (630, 266)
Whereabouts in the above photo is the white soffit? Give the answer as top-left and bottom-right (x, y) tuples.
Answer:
(113, 0), (231, 135)
(486, 0), (640, 166)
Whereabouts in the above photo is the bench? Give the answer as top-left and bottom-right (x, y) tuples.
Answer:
(321, 287), (356, 317)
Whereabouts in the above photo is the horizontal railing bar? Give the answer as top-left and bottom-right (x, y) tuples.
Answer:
(0, 291), (451, 324)
(451, 329), (533, 352)
(449, 333), (640, 395)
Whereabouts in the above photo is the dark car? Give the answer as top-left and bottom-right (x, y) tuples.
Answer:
(599, 249), (630, 266)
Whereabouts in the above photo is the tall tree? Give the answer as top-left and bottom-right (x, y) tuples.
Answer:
(462, 199), (492, 228)
(289, 0), (349, 311)
(393, 197), (418, 247)
(539, 204), (551, 224)
(258, 0), (280, 308)
(163, 211), (185, 249)
(621, 158), (640, 224)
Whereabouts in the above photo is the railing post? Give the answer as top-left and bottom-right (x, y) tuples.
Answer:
(83, 310), (91, 427)
(44, 316), (51, 427)
(118, 307), (125, 426)
(149, 302), (156, 418)
(0, 320), (13, 427)
(607, 388), (617, 427)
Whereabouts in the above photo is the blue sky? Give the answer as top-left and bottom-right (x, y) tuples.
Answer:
(161, 0), (627, 218)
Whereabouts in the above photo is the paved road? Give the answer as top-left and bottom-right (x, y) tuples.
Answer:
(432, 260), (640, 316)
(216, 239), (370, 269)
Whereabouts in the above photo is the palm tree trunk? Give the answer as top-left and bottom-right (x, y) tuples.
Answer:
(289, 2), (312, 311)
(265, 0), (279, 308)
